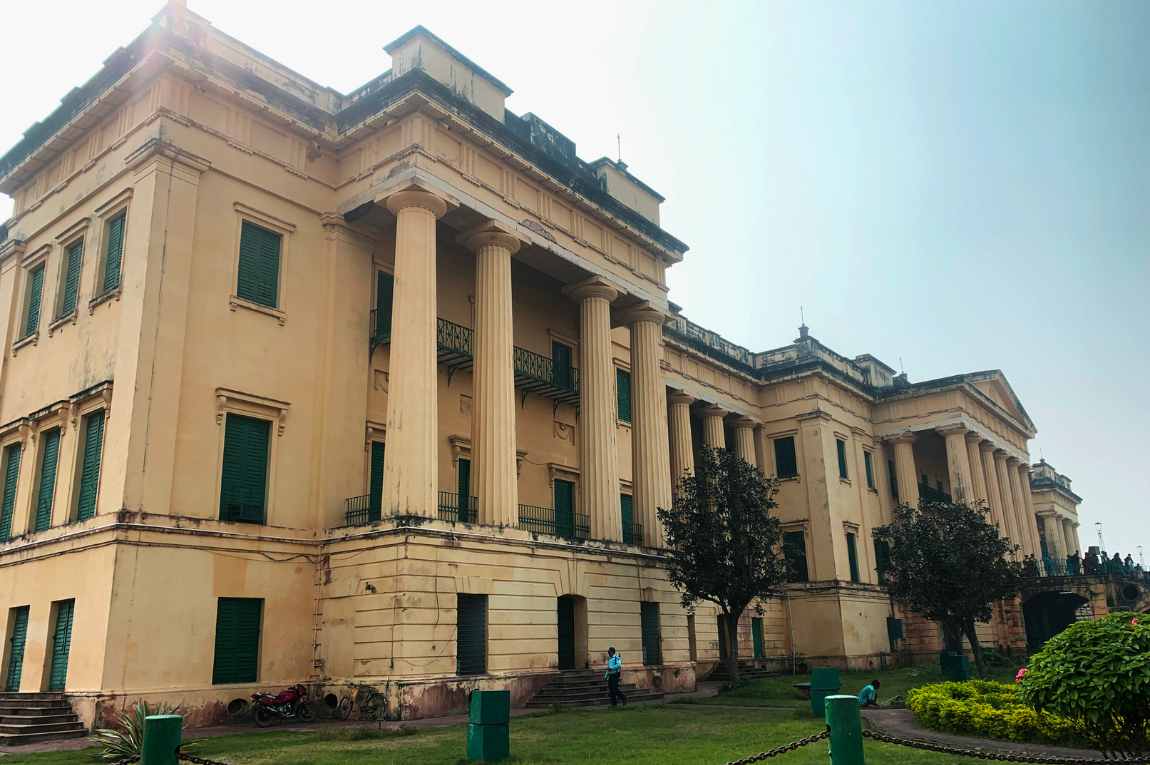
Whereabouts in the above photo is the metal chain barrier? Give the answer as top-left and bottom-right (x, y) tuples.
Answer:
(109, 756), (141, 765)
(863, 729), (1150, 763)
(177, 752), (234, 765)
(721, 729), (831, 764)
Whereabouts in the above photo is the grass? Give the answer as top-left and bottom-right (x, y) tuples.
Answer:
(674, 663), (1024, 709)
(0, 707), (974, 765)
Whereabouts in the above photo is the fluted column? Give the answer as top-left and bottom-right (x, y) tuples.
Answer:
(1066, 521), (1080, 556)
(1014, 462), (1042, 558)
(979, 442), (1006, 531)
(564, 277), (621, 542)
(622, 305), (673, 547)
(994, 451), (1022, 557)
(700, 405), (727, 450)
(668, 391), (695, 496)
(732, 417), (757, 468)
(459, 221), (526, 527)
(1041, 514), (1065, 560)
(937, 425), (974, 502)
(887, 434), (919, 507)
(382, 190), (448, 517)
(964, 433), (989, 504)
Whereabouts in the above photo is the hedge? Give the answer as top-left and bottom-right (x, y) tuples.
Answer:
(908, 680), (1079, 745)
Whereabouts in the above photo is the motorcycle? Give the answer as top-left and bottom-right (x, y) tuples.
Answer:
(251, 684), (318, 727)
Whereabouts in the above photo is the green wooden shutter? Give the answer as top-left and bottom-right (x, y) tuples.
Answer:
(237, 221), (280, 308)
(219, 415), (269, 524)
(76, 411), (106, 521)
(103, 214), (125, 292)
(616, 369), (631, 423)
(5, 606), (29, 692)
(0, 445), (21, 540)
(61, 240), (83, 316)
(47, 600), (74, 692)
(640, 601), (661, 665)
(846, 532), (860, 583)
(375, 271), (394, 339)
(888, 460), (899, 499)
(620, 493), (634, 544)
(774, 436), (798, 478)
(551, 342), (572, 389)
(456, 594), (486, 676)
(864, 451), (875, 489)
(369, 442), (385, 520)
(783, 531), (809, 583)
(457, 458), (471, 521)
(554, 480), (574, 537)
(837, 439), (848, 480)
(34, 429), (61, 532)
(751, 617), (764, 659)
(25, 266), (44, 337)
(212, 598), (262, 684)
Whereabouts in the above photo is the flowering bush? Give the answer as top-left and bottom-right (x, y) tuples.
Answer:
(908, 680), (1079, 745)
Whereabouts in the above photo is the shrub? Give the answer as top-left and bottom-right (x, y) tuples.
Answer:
(908, 681), (1079, 746)
(89, 701), (199, 760)
(1017, 613), (1150, 758)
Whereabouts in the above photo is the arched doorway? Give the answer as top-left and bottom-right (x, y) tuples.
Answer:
(1023, 591), (1088, 653)
(557, 595), (588, 670)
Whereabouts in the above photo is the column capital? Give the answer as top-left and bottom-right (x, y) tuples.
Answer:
(667, 390), (695, 406)
(563, 275), (620, 303)
(936, 424), (970, 438)
(385, 189), (449, 218)
(965, 432), (985, 446)
(979, 441), (998, 453)
(884, 432), (917, 445)
(617, 301), (674, 327)
(731, 416), (757, 431)
(699, 404), (728, 419)
(1006, 457), (1024, 468)
(456, 219), (529, 255)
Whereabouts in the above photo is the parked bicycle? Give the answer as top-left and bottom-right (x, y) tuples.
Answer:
(337, 685), (386, 721)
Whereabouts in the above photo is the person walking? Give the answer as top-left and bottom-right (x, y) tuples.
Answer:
(605, 647), (627, 707)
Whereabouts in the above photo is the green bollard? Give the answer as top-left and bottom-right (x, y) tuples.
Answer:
(824, 695), (865, 764)
(141, 715), (183, 765)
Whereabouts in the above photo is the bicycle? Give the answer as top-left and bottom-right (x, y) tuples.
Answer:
(337, 685), (386, 721)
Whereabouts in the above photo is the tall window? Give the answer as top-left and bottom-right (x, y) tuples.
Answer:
(751, 617), (764, 659)
(836, 439), (849, 480)
(34, 429), (61, 532)
(551, 341), (573, 390)
(888, 460), (899, 499)
(457, 458), (472, 522)
(554, 480), (575, 538)
(60, 239), (84, 317)
(616, 369), (632, 423)
(219, 414), (270, 524)
(640, 602), (661, 665)
(783, 531), (809, 583)
(236, 220), (281, 308)
(863, 451), (875, 490)
(24, 265), (45, 338)
(0, 444), (21, 540)
(773, 436), (798, 479)
(75, 411), (106, 521)
(374, 271), (394, 340)
(874, 539), (892, 585)
(846, 532), (860, 583)
(212, 598), (262, 684)
(620, 493), (636, 544)
(456, 594), (487, 676)
(368, 442), (384, 521)
(102, 213), (126, 293)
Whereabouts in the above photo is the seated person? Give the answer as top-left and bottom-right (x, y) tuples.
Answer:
(858, 679), (881, 708)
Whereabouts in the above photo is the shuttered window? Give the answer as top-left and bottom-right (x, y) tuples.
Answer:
(34, 429), (61, 532)
(47, 600), (74, 692)
(863, 451), (875, 490)
(24, 265), (44, 338)
(554, 480), (574, 538)
(236, 221), (281, 308)
(837, 439), (849, 480)
(212, 598), (262, 684)
(551, 341), (572, 389)
(457, 458), (471, 521)
(0, 445), (21, 540)
(61, 240), (83, 316)
(102, 214), (126, 293)
(616, 369), (631, 423)
(774, 436), (798, 479)
(456, 594), (487, 676)
(640, 601), (661, 665)
(874, 539), (892, 585)
(620, 493), (635, 544)
(888, 460), (899, 499)
(219, 415), (270, 524)
(76, 411), (106, 521)
(783, 531), (809, 583)
(846, 532), (860, 583)
(751, 617), (764, 659)
(375, 271), (394, 339)
(368, 442), (384, 520)
(5, 606), (29, 692)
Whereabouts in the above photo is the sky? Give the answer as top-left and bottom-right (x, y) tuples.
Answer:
(1, 0), (1146, 558)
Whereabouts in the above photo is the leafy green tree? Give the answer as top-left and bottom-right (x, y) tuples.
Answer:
(873, 499), (1026, 680)
(1018, 613), (1150, 758)
(657, 446), (787, 682)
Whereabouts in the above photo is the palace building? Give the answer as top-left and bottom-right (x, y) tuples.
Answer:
(0, 2), (1092, 731)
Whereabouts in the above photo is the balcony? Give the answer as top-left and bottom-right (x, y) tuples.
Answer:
(622, 522), (644, 546)
(438, 491), (478, 524)
(437, 318), (474, 378)
(517, 504), (590, 539)
(344, 494), (381, 527)
(918, 483), (952, 503)
(513, 347), (580, 407)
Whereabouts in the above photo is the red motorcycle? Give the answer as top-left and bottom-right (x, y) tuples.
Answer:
(251, 684), (318, 727)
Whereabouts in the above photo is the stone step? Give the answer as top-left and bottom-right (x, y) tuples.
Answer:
(0, 704), (73, 716)
(525, 693), (663, 709)
(529, 689), (654, 703)
(0, 721), (86, 736)
(0, 693), (65, 700)
(0, 729), (88, 746)
(0, 713), (78, 725)
(0, 699), (73, 709)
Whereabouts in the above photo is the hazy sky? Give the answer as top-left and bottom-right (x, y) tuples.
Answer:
(2, 1), (1146, 557)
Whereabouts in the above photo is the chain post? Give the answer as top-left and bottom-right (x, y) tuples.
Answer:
(824, 695), (865, 764)
(142, 714), (183, 765)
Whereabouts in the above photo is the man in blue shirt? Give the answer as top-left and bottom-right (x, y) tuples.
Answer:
(605, 647), (627, 707)
(858, 679), (880, 708)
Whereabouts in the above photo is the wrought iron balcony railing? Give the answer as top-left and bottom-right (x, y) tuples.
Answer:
(517, 504), (590, 539)
(622, 522), (644, 546)
(918, 483), (952, 503)
(438, 491), (478, 524)
(345, 494), (381, 527)
(513, 347), (580, 406)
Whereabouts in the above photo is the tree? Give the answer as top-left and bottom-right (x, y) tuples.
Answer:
(872, 499), (1026, 680)
(656, 446), (787, 682)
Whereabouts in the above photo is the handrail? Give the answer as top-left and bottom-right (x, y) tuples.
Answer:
(513, 347), (578, 395)
(437, 318), (473, 357)
(345, 494), (381, 527)
(438, 491), (477, 524)
(517, 504), (589, 539)
(622, 522), (644, 546)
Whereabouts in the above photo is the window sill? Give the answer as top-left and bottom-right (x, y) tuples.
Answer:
(230, 295), (286, 325)
(839, 477), (852, 486)
(12, 332), (38, 356)
(89, 286), (121, 313)
(867, 487), (879, 494)
(616, 419), (632, 429)
(47, 311), (78, 336)
(777, 475), (801, 483)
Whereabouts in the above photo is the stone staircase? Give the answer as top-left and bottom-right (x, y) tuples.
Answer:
(706, 662), (778, 683)
(525, 669), (664, 709)
(0, 693), (87, 746)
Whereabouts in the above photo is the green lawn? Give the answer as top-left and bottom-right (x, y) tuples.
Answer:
(675, 663), (1022, 709)
(1, 707), (967, 765)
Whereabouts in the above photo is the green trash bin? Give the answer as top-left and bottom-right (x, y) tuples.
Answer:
(809, 667), (841, 717)
(947, 655), (970, 682)
(467, 691), (510, 762)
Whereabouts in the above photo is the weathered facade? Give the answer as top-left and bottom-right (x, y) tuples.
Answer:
(0, 3), (1088, 729)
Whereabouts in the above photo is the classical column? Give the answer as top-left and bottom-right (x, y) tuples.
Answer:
(458, 221), (526, 528)
(382, 190), (448, 518)
(732, 417), (757, 468)
(754, 426), (768, 474)
(700, 405), (727, 450)
(1041, 514), (1065, 561)
(1066, 521), (1080, 556)
(964, 433), (989, 505)
(994, 451), (1022, 557)
(668, 391), (695, 495)
(887, 434), (919, 507)
(564, 276), (621, 542)
(980, 443), (1006, 531)
(621, 304), (673, 547)
(1014, 463), (1043, 559)
(937, 425), (974, 502)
